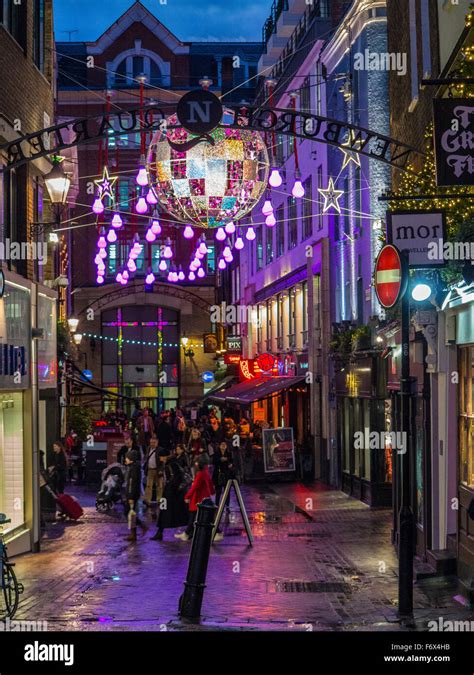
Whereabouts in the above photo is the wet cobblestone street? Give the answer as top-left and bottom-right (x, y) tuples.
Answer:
(12, 482), (474, 632)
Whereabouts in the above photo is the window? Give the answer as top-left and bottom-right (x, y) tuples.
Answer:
(113, 55), (162, 87)
(256, 226), (263, 270)
(420, 0), (431, 78)
(275, 134), (284, 166)
(266, 299), (272, 349)
(300, 76), (311, 113)
(317, 166), (323, 230)
(302, 176), (312, 240)
(33, 0), (45, 72)
(301, 281), (308, 339)
(276, 294), (284, 340)
(206, 243), (215, 274)
(265, 223), (273, 264)
(409, 0), (419, 105)
(257, 305), (263, 346)
(1, 0), (26, 48)
(288, 196), (297, 249)
(459, 346), (474, 488)
(315, 62), (323, 116)
(276, 204), (284, 257)
(288, 288), (296, 348)
(355, 167), (362, 234)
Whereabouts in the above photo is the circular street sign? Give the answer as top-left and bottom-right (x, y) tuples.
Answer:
(176, 90), (223, 135)
(202, 371), (214, 384)
(374, 244), (407, 309)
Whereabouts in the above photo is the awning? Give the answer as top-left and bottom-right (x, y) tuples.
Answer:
(187, 375), (236, 407)
(208, 376), (307, 406)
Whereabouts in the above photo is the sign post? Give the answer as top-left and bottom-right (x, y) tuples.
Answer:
(375, 245), (414, 620)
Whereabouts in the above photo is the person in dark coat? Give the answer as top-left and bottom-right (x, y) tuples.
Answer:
(150, 450), (189, 541)
(124, 450), (147, 542)
(117, 435), (139, 465)
(48, 441), (68, 494)
(213, 441), (233, 510)
(155, 414), (173, 450)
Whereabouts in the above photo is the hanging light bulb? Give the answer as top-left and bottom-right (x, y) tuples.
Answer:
(92, 197), (104, 215)
(111, 213), (123, 229)
(188, 271), (196, 281)
(218, 259), (226, 270)
(98, 248), (107, 259)
(292, 179), (305, 199)
(151, 219), (162, 235)
(97, 261), (105, 272)
(94, 254), (102, 265)
(146, 229), (156, 243)
(136, 160), (148, 187)
(197, 267), (206, 278)
(120, 276), (128, 286)
(127, 258), (137, 272)
(223, 245), (232, 258)
(107, 228), (117, 243)
(178, 269), (185, 281)
(146, 187), (158, 205)
(97, 275), (104, 285)
(262, 199), (273, 216)
(265, 213), (277, 227)
(225, 221), (236, 235)
(116, 273), (123, 283)
(145, 271), (156, 285)
(225, 252), (234, 263)
(159, 259), (168, 272)
(215, 227), (226, 241)
(198, 240), (208, 255)
(183, 225), (194, 239)
(122, 270), (129, 280)
(97, 235), (107, 249)
(246, 227), (256, 241)
(193, 257), (201, 267)
(269, 168), (283, 188)
(163, 238), (173, 259)
(135, 197), (148, 214)
(190, 261), (198, 272)
(235, 236), (244, 250)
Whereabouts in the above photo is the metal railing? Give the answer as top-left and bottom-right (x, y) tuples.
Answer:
(262, 0), (290, 45)
(288, 333), (296, 349)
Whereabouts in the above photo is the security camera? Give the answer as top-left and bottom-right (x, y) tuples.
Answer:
(54, 275), (69, 289)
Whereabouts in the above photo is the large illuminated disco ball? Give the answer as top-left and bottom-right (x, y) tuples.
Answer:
(147, 114), (270, 229)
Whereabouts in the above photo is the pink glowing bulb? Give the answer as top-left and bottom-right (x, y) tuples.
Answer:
(269, 168), (283, 188)
(195, 251), (204, 260)
(218, 259), (226, 270)
(178, 270), (185, 281)
(146, 229), (156, 243)
(188, 271), (196, 281)
(225, 252), (234, 263)
(111, 213), (123, 229)
(223, 246), (232, 258)
(292, 180), (305, 199)
(215, 227), (226, 241)
(136, 167), (148, 187)
(146, 188), (158, 205)
(193, 258), (201, 267)
(146, 272), (156, 285)
(197, 267), (205, 278)
(93, 198), (104, 215)
(135, 197), (148, 214)
(97, 263), (105, 273)
(98, 248), (107, 259)
(151, 219), (162, 235)
(94, 254), (102, 265)
(127, 258), (137, 272)
(246, 227), (256, 241)
(167, 271), (174, 283)
(262, 199), (273, 216)
(97, 276), (104, 284)
(190, 262), (198, 272)
(120, 277), (128, 286)
(122, 270), (129, 280)
(163, 246), (173, 259)
(107, 229), (117, 243)
(159, 260), (168, 272)
(97, 236), (107, 249)
(183, 225), (194, 239)
(225, 221), (236, 235)
(265, 213), (277, 227)
(130, 250), (138, 260)
(116, 273), (123, 283)
(198, 241), (208, 255)
(235, 237), (244, 250)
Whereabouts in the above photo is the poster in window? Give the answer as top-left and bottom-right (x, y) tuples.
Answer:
(262, 427), (295, 473)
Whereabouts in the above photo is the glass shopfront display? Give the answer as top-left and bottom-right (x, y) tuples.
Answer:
(0, 392), (24, 534)
(459, 346), (474, 489)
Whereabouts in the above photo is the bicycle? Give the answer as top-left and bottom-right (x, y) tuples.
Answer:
(0, 513), (24, 620)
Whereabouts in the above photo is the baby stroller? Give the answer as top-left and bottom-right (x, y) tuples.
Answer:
(96, 463), (126, 512)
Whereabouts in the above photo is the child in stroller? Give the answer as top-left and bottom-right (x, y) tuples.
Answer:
(96, 463), (126, 512)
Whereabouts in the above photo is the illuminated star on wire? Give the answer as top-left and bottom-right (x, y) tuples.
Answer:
(319, 177), (344, 213)
(94, 166), (117, 202)
(339, 131), (362, 170)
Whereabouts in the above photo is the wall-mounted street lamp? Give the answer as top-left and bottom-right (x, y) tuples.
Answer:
(31, 156), (71, 237)
(67, 317), (79, 333)
(73, 333), (83, 346)
(181, 336), (195, 358)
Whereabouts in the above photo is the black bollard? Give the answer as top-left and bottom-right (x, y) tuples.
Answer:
(179, 498), (217, 619)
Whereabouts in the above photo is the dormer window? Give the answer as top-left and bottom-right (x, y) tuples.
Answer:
(108, 42), (170, 88)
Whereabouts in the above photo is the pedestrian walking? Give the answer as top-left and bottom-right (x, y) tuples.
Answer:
(143, 434), (164, 506)
(137, 407), (154, 454)
(48, 441), (68, 494)
(150, 450), (189, 541)
(155, 412), (173, 450)
(213, 441), (233, 510)
(124, 450), (148, 542)
(117, 434), (139, 465)
(175, 456), (215, 541)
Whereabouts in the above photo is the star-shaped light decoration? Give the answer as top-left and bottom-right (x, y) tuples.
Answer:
(94, 166), (117, 203)
(339, 131), (362, 170)
(319, 177), (344, 213)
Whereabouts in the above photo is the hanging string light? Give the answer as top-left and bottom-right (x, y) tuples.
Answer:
(290, 93), (305, 199)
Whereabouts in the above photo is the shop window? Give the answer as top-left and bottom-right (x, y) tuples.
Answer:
(288, 196), (297, 249)
(33, 0), (45, 72)
(459, 346), (474, 488)
(265, 223), (273, 265)
(256, 226), (263, 270)
(276, 205), (285, 257)
(1, 0), (27, 49)
(302, 176), (312, 240)
(0, 392), (24, 534)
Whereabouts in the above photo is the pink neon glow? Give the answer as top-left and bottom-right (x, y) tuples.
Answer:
(97, 236), (107, 249)
(223, 246), (232, 258)
(163, 246), (173, 259)
(136, 167), (148, 187)
(146, 272), (156, 285)
(107, 229), (117, 243)
(94, 254), (102, 265)
(111, 213), (123, 228)
(93, 198), (104, 215)
(269, 168), (283, 188)
(225, 221), (236, 235)
(135, 197), (148, 214)
(188, 271), (196, 281)
(197, 267), (205, 278)
(146, 229), (156, 243)
(120, 277), (128, 286)
(246, 227), (256, 241)
(151, 220), (162, 235)
(235, 237), (244, 250)
(159, 260), (168, 272)
(98, 248), (107, 259)
(193, 258), (201, 267)
(122, 270), (129, 280)
(292, 180), (305, 199)
(218, 259), (226, 270)
(130, 250), (138, 260)
(262, 199), (273, 216)
(97, 276), (104, 284)
(190, 262), (198, 271)
(97, 263), (105, 273)
(195, 251), (204, 260)
(127, 259), (137, 272)
(183, 225), (194, 239)
(215, 227), (226, 241)
(265, 213), (276, 227)
(178, 270), (185, 281)
(146, 188), (158, 205)
(198, 241), (208, 255)
(116, 273), (123, 283)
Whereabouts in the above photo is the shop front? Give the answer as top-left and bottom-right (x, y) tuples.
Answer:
(334, 354), (391, 507)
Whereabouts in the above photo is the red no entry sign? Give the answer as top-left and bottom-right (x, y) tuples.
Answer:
(374, 244), (407, 309)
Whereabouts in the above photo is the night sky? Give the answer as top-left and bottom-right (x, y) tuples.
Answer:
(54, 0), (270, 42)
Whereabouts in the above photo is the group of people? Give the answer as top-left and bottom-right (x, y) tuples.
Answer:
(117, 407), (246, 542)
